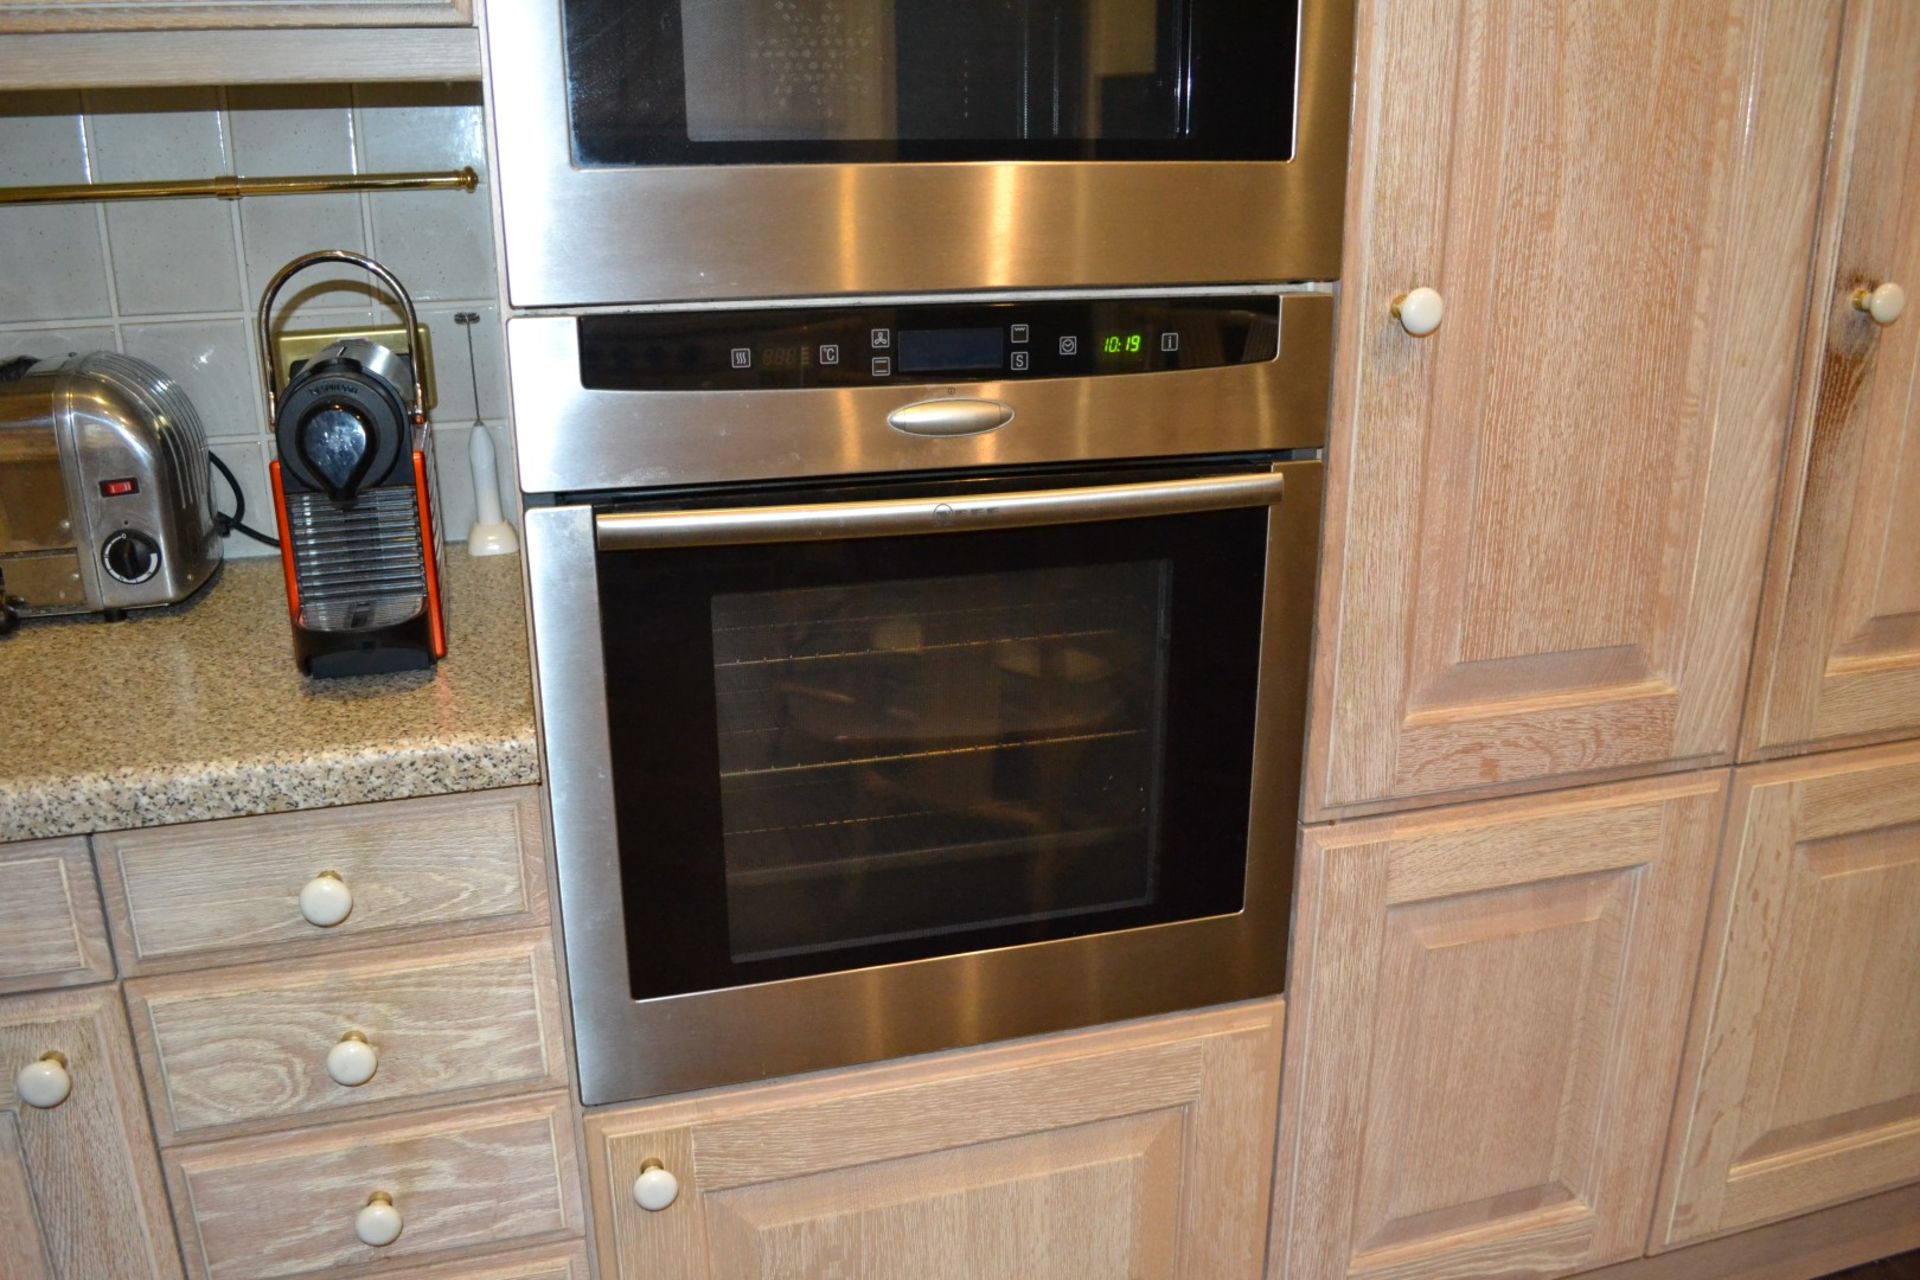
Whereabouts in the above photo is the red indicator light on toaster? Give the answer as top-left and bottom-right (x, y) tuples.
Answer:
(99, 477), (139, 497)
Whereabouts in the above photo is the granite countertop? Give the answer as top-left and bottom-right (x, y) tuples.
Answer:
(0, 550), (539, 842)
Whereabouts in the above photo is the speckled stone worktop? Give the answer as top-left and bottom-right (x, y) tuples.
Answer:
(0, 550), (538, 842)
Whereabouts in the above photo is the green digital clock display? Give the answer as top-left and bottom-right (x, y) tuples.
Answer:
(1101, 333), (1146, 355)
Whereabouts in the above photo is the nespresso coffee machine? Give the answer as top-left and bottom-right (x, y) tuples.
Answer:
(259, 251), (446, 677)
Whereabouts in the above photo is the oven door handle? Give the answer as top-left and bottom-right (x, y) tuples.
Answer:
(593, 470), (1285, 550)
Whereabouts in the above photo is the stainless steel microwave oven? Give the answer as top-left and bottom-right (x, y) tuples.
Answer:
(484, 0), (1355, 306)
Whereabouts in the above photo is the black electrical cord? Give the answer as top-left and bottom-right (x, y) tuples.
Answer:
(208, 450), (282, 549)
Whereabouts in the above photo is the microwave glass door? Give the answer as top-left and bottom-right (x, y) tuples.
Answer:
(560, 0), (1300, 165)
(595, 481), (1269, 1001)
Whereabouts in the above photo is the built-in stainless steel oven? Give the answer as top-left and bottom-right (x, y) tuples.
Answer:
(520, 291), (1330, 1103)
(484, 0), (1353, 305)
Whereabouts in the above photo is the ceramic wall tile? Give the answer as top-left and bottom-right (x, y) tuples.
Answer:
(89, 89), (241, 316)
(430, 424), (479, 547)
(0, 326), (117, 362)
(358, 84), (494, 302)
(122, 317), (262, 440)
(228, 86), (355, 175)
(420, 302), (507, 424)
(365, 187), (495, 303)
(0, 92), (111, 323)
(227, 86), (368, 302)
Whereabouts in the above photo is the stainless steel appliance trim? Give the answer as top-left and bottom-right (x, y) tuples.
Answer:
(514, 292), (1332, 493)
(520, 280), (1332, 320)
(530, 462), (1321, 1105)
(595, 470), (1284, 550)
(485, 0), (1355, 305)
(886, 398), (1013, 438)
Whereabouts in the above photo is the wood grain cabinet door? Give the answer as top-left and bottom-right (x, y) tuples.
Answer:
(0, 986), (184, 1280)
(0, 838), (113, 995)
(1654, 742), (1920, 1248)
(1306, 0), (1844, 817)
(1743, 0), (1920, 759)
(584, 1001), (1284, 1280)
(0, 0), (470, 33)
(1271, 773), (1725, 1280)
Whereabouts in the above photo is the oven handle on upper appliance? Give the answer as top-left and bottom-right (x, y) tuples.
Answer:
(593, 470), (1284, 551)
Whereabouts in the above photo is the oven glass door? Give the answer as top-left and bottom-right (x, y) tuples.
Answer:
(595, 468), (1271, 1002)
(559, 0), (1299, 165)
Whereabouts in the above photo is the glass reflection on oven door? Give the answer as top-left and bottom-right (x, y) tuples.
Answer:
(710, 560), (1171, 962)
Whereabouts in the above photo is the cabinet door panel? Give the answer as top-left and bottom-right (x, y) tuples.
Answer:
(1307, 0), (1842, 816)
(1744, 0), (1920, 757)
(0, 1112), (54, 1280)
(0, 0), (470, 33)
(0, 837), (113, 994)
(0, 986), (183, 1280)
(1272, 774), (1724, 1279)
(586, 1001), (1283, 1280)
(1655, 742), (1920, 1247)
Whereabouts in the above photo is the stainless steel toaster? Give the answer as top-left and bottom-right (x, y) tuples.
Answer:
(0, 351), (221, 628)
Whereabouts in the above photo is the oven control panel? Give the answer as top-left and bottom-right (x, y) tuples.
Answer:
(576, 294), (1281, 391)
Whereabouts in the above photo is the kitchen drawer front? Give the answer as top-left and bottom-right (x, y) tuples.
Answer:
(378, 1240), (589, 1280)
(0, 838), (113, 994)
(165, 1092), (583, 1280)
(127, 930), (566, 1143)
(95, 788), (546, 974)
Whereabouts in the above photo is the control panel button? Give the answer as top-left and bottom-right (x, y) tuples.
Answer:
(102, 530), (161, 585)
(870, 328), (891, 349)
(1058, 336), (1079, 356)
(1010, 324), (1029, 344)
(730, 348), (752, 369)
(1010, 351), (1030, 371)
(1161, 332), (1180, 352)
(819, 344), (839, 365)
(99, 477), (139, 497)
(872, 356), (892, 377)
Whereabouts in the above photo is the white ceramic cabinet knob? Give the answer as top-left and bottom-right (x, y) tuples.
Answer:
(299, 871), (353, 928)
(1854, 281), (1907, 326)
(632, 1159), (680, 1211)
(326, 1032), (379, 1087)
(15, 1051), (71, 1109)
(1393, 287), (1445, 336)
(355, 1192), (403, 1247)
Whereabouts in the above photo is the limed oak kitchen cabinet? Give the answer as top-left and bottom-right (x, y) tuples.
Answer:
(0, 0), (481, 86)
(1743, 0), (1920, 760)
(0, 0), (469, 31)
(0, 837), (113, 996)
(1654, 741), (1920, 1249)
(0, 986), (184, 1280)
(1270, 773), (1724, 1280)
(1304, 0), (1843, 818)
(583, 1000), (1285, 1280)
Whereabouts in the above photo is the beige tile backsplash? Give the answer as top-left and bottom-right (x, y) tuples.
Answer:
(0, 84), (512, 559)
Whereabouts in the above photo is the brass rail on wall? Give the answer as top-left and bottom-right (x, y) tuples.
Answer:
(0, 167), (478, 206)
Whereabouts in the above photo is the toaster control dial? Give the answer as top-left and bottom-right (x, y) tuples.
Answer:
(102, 530), (161, 585)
